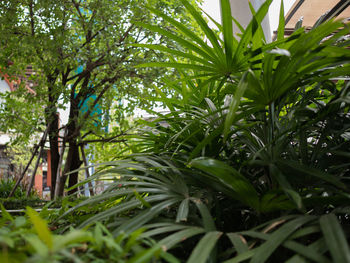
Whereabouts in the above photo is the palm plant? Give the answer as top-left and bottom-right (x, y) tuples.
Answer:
(63, 0), (350, 262)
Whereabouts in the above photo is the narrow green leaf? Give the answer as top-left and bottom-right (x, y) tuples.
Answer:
(26, 207), (53, 250)
(241, 229), (329, 263)
(190, 157), (260, 209)
(159, 227), (205, 251)
(277, 0), (285, 41)
(191, 197), (216, 231)
(269, 164), (303, 210)
(227, 233), (248, 254)
(114, 198), (180, 234)
(189, 124), (223, 160)
(223, 249), (256, 263)
(221, 0), (234, 66)
(133, 190), (152, 208)
(277, 159), (346, 189)
(187, 231), (222, 263)
(136, 62), (216, 72)
(25, 235), (49, 256)
(320, 214), (350, 263)
(285, 255), (308, 263)
(180, 0), (224, 60)
(224, 72), (249, 141)
(54, 230), (92, 251)
(133, 22), (218, 62)
(250, 216), (316, 263)
(142, 224), (192, 238)
(145, 6), (220, 64)
(0, 204), (13, 223)
(129, 244), (162, 263)
(242, 230), (329, 263)
(233, 0), (272, 63)
(176, 198), (189, 222)
(132, 44), (213, 66)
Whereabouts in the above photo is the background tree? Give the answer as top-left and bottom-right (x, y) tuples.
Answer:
(0, 0), (202, 197)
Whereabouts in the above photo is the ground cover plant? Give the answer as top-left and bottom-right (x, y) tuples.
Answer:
(0, 205), (177, 263)
(1, 0), (350, 262)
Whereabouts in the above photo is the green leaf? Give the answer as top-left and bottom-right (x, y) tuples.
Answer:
(143, 6), (220, 64)
(227, 233), (248, 254)
(277, 159), (346, 189)
(0, 204), (14, 224)
(221, 0), (234, 66)
(189, 123), (223, 160)
(25, 234), (49, 256)
(142, 224), (193, 238)
(191, 197), (216, 231)
(187, 231), (222, 263)
(133, 22), (218, 63)
(277, 0), (285, 41)
(176, 198), (189, 222)
(223, 249), (256, 263)
(320, 214), (350, 263)
(180, 0), (224, 60)
(224, 71), (249, 141)
(136, 62), (216, 72)
(54, 230), (92, 251)
(133, 189), (152, 208)
(190, 157), (259, 209)
(233, 0), (272, 63)
(132, 44), (213, 66)
(269, 164), (303, 210)
(241, 229), (329, 263)
(250, 216), (316, 263)
(159, 227), (205, 251)
(285, 255), (308, 263)
(26, 207), (53, 250)
(129, 244), (162, 263)
(114, 198), (181, 234)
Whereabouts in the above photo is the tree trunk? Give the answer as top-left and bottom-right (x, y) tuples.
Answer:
(57, 139), (82, 196)
(47, 112), (60, 199)
(67, 140), (82, 195)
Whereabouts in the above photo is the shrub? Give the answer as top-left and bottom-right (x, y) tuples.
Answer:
(0, 206), (179, 263)
(61, 0), (350, 262)
(0, 179), (26, 199)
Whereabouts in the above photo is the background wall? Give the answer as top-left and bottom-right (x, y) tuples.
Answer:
(201, 0), (297, 40)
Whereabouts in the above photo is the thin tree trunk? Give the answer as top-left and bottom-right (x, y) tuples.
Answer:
(80, 144), (94, 196)
(57, 139), (82, 196)
(26, 127), (49, 197)
(9, 143), (40, 197)
(48, 113), (60, 199)
(67, 141), (82, 196)
(54, 127), (67, 199)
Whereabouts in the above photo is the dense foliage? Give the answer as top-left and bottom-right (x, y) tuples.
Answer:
(0, 206), (177, 263)
(1, 0), (350, 262)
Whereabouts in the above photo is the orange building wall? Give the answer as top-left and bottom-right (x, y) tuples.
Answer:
(47, 150), (52, 187)
(34, 166), (43, 196)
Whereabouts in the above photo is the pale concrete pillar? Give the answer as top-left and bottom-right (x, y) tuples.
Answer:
(229, 0), (271, 42)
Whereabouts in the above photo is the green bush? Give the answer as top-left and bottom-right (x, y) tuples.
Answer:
(0, 206), (179, 263)
(0, 179), (26, 199)
(61, 0), (350, 262)
(0, 197), (46, 210)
